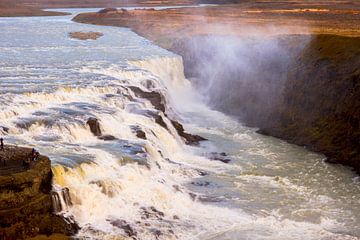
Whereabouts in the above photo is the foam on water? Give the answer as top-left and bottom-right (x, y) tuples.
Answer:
(0, 8), (359, 240)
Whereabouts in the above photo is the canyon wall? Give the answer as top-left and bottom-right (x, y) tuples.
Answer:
(170, 34), (360, 173)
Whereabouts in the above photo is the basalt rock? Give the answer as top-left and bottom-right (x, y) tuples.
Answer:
(0, 146), (79, 239)
(206, 152), (231, 163)
(98, 134), (117, 141)
(136, 130), (147, 140)
(155, 114), (168, 129)
(128, 86), (166, 112)
(86, 117), (102, 136)
(171, 120), (206, 145)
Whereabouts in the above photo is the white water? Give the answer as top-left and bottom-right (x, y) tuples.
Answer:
(0, 9), (359, 240)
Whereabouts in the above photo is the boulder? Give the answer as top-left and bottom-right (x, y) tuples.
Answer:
(98, 135), (117, 141)
(128, 86), (166, 112)
(86, 117), (102, 136)
(136, 130), (147, 140)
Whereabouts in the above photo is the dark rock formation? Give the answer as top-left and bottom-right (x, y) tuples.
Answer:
(98, 135), (117, 141)
(136, 130), (147, 140)
(259, 35), (360, 173)
(170, 120), (206, 145)
(87, 117), (102, 136)
(155, 114), (168, 129)
(0, 146), (79, 239)
(126, 86), (206, 145)
(205, 152), (231, 163)
(128, 86), (166, 112)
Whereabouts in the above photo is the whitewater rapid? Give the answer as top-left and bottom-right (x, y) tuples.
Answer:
(0, 9), (359, 240)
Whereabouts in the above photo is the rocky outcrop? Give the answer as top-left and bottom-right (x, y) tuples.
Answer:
(87, 117), (102, 136)
(128, 86), (166, 112)
(0, 146), (79, 239)
(170, 120), (206, 145)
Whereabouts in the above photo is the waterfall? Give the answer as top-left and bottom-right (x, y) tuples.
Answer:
(51, 186), (72, 213)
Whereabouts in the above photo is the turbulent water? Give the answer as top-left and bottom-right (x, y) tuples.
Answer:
(0, 9), (360, 240)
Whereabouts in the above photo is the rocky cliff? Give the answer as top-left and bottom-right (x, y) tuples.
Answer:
(259, 35), (360, 173)
(0, 146), (79, 239)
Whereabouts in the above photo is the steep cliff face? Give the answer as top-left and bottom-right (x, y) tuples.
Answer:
(0, 147), (78, 239)
(260, 35), (360, 173)
(171, 34), (360, 173)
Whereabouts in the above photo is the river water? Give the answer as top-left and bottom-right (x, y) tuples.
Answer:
(0, 9), (359, 240)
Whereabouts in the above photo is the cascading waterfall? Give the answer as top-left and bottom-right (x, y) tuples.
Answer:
(51, 186), (73, 213)
(1, 9), (359, 240)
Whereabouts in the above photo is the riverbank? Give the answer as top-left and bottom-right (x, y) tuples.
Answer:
(0, 0), (215, 17)
(0, 0), (68, 17)
(73, 3), (360, 173)
(0, 146), (79, 239)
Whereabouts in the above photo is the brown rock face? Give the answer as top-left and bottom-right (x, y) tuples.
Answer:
(0, 146), (79, 239)
(128, 86), (166, 112)
(87, 117), (102, 136)
(259, 35), (360, 173)
(136, 130), (147, 140)
(170, 120), (206, 146)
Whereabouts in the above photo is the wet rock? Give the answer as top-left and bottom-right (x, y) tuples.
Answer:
(151, 228), (162, 238)
(191, 181), (211, 187)
(0, 126), (9, 133)
(136, 130), (147, 140)
(155, 114), (168, 129)
(189, 192), (197, 201)
(170, 120), (206, 145)
(98, 134), (117, 141)
(128, 86), (166, 112)
(109, 219), (137, 239)
(86, 117), (102, 136)
(206, 152), (231, 163)
(197, 170), (208, 176)
(140, 206), (165, 220)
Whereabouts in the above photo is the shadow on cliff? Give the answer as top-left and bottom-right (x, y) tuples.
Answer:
(171, 34), (360, 173)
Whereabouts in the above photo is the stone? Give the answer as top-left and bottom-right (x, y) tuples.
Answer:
(136, 130), (146, 140)
(98, 135), (117, 141)
(86, 117), (102, 136)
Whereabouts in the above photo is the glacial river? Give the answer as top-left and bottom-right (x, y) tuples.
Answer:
(0, 9), (359, 240)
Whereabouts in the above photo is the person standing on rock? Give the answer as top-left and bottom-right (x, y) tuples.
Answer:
(0, 138), (3, 151)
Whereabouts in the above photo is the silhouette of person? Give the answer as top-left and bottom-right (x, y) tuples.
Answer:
(0, 138), (3, 151)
